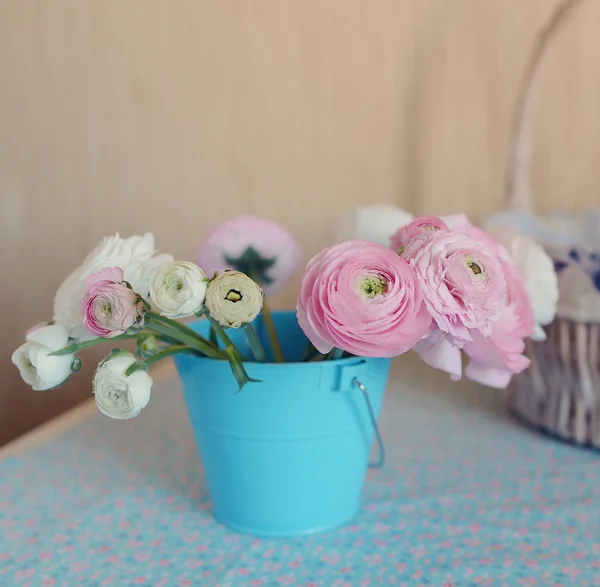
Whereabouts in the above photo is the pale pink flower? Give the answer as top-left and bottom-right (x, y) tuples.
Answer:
(297, 241), (431, 357)
(53, 233), (172, 342)
(390, 216), (448, 253)
(444, 215), (518, 268)
(453, 217), (514, 265)
(403, 232), (507, 344)
(81, 267), (145, 338)
(197, 216), (301, 294)
(463, 259), (535, 388)
(413, 329), (463, 381)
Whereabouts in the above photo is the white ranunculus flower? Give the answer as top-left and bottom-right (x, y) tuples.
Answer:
(53, 233), (173, 342)
(486, 226), (558, 340)
(337, 204), (414, 247)
(150, 261), (208, 319)
(205, 271), (264, 328)
(93, 350), (152, 420)
(12, 324), (75, 390)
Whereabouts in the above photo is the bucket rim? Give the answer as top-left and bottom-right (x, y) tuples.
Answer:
(173, 351), (370, 369)
(176, 310), (382, 369)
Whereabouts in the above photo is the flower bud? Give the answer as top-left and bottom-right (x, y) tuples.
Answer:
(150, 261), (208, 319)
(205, 271), (264, 328)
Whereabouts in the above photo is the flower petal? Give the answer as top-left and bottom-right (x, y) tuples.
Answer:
(26, 324), (69, 352)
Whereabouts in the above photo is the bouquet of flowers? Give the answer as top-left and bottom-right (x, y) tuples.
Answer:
(13, 212), (557, 420)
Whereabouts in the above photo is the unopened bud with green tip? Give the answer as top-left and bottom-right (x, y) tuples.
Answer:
(137, 335), (159, 358)
(205, 271), (264, 329)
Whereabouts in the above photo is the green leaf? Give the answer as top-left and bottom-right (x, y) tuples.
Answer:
(127, 345), (193, 376)
(48, 343), (78, 356)
(146, 312), (224, 360)
(224, 346), (260, 391)
(98, 348), (132, 368)
(125, 361), (147, 377)
(225, 246), (276, 286)
(207, 316), (247, 361)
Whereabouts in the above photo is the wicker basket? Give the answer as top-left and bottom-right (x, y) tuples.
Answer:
(495, 0), (600, 446)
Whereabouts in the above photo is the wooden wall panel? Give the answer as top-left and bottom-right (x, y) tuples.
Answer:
(1, 0), (599, 444)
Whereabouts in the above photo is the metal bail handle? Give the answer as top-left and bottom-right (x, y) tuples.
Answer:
(353, 378), (385, 469)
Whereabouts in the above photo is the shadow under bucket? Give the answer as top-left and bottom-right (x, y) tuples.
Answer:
(174, 310), (391, 537)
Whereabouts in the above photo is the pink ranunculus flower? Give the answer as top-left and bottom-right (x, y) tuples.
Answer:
(443, 214), (514, 264)
(390, 216), (448, 253)
(197, 216), (302, 294)
(413, 329), (463, 382)
(403, 231), (507, 344)
(81, 267), (145, 338)
(463, 259), (535, 388)
(297, 241), (432, 358)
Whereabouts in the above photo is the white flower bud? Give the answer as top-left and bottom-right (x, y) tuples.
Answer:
(337, 205), (414, 247)
(205, 271), (264, 328)
(150, 261), (208, 319)
(12, 324), (75, 391)
(93, 350), (152, 420)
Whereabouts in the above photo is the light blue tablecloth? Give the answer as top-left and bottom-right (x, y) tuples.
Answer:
(2, 357), (599, 587)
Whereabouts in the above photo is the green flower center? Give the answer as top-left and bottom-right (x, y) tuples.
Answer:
(166, 276), (184, 293)
(360, 274), (387, 298)
(94, 300), (112, 320)
(464, 256), (485, 278)
(469, 262), (482, 275)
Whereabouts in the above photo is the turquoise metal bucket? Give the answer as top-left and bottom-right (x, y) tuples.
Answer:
(174, 310), (391, 536)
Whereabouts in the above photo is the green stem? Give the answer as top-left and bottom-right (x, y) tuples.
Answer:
(204, 316), (260, 390)
(261, 300), (284, 363)
(148, 311), (213, 343)
(146, 312), (224, 360)
(49, 333), (143, 356)
(301, 341), (318, 362)
(243, 324), (267, 362)
(206, 316), (247, 362)
(209, 326), (218, 347)
(330, 348), (345, 360)
(224, 345), (261, 391)
(125, 345), (192, 376)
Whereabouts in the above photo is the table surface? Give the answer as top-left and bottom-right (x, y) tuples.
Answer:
(2, 357), (600, 587)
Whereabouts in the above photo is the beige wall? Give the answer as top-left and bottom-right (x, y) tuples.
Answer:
(1, 0), (599, 444)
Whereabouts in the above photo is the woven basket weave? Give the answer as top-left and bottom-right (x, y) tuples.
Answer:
(500, 0), (600, 446)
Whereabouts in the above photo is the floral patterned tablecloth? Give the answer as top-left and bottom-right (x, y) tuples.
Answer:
(2, 358), (600, 587)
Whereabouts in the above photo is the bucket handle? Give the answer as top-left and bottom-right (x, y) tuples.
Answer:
(506, 0), (588, 212)
(353, 378), (385, 469)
